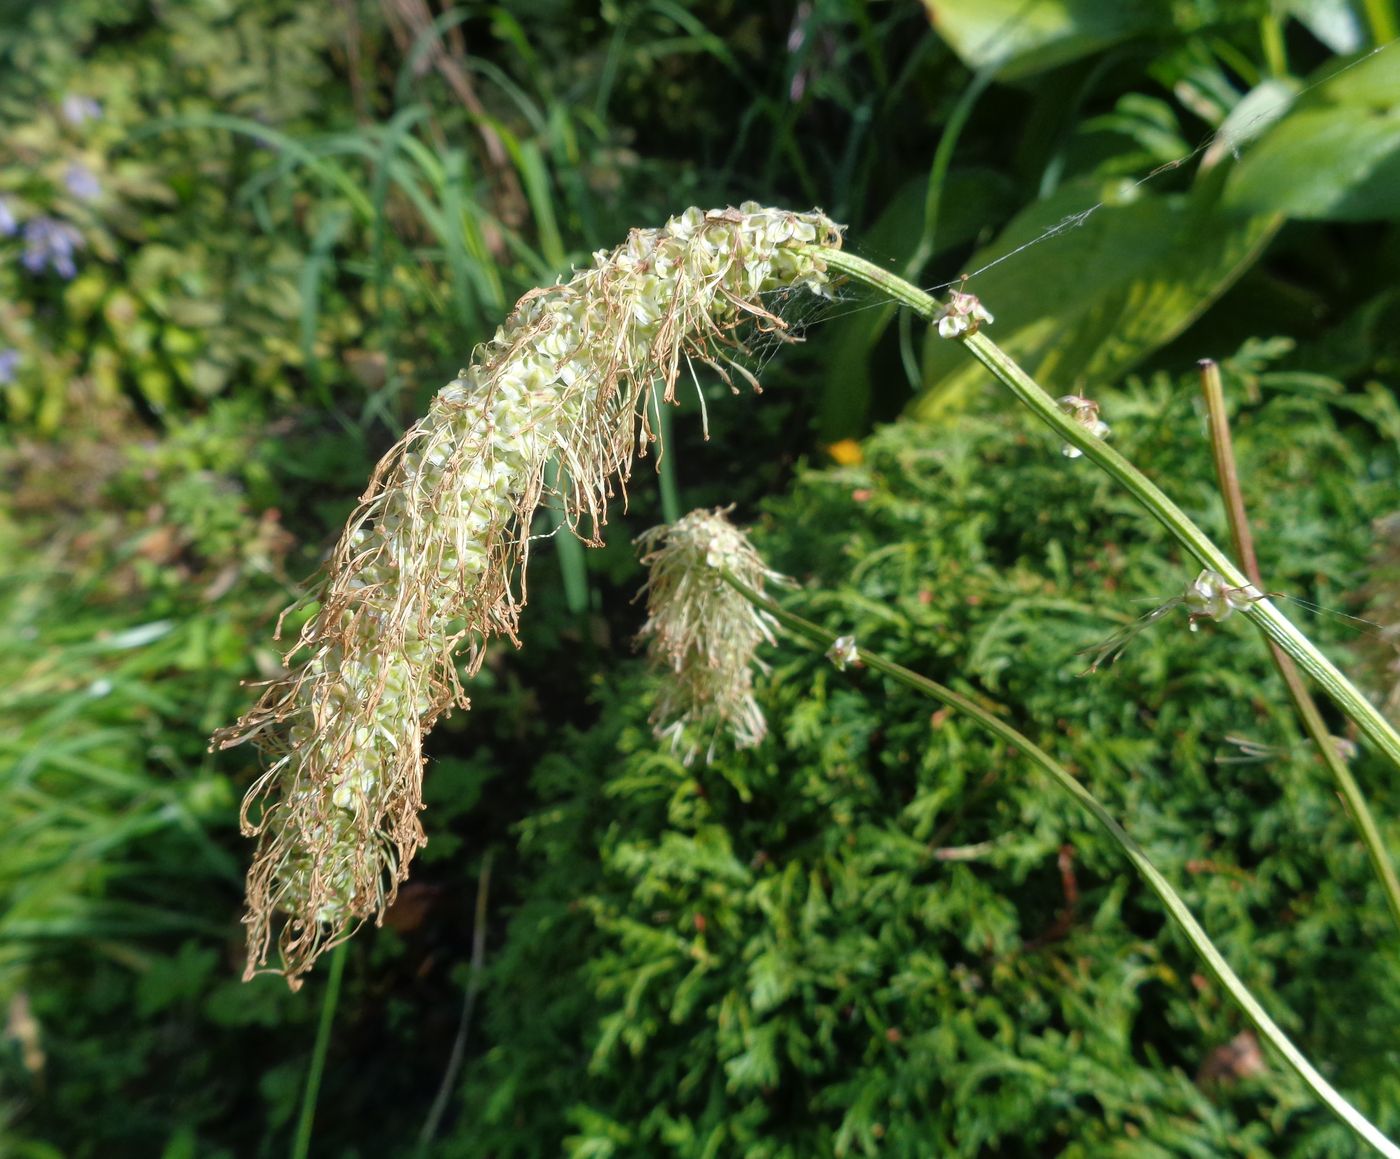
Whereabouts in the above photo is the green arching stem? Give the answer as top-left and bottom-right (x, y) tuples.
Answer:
(1198, 359), (1400, 932)
(963, 326), (1400, 773)
(720, 569), (1400, 1158)
(815, 245), (1400, 782)
(545, 458), (591, 618)
(651, 390), (682, 524)
(895, 67), (997, 391)
(1259, 8), (1288, 79)
(907, 67), (995, 284)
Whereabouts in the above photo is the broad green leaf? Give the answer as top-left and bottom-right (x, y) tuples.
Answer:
(1225, 48), (1400, 220)
(910, 181), (1279, 418)
(920, 0), (1172, 79)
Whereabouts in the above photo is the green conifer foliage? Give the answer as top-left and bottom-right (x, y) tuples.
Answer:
(455, 352), (1400, 1157)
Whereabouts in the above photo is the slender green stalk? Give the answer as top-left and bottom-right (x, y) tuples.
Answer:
(721, 570), (1400, 1158)
(1362, 0), (1399, 45)
(896, 67), (996, 390)
(290, 939), (347, 1159)
(907, 68), (994, 283)
(651, 390), (682, 525)
(1199, 359), (1400, 931)
(417, 849), (495, 1156)
(1259, 7), (1288, 78)
(545, 458), (590, 617)
(816, 246), (1400, 780)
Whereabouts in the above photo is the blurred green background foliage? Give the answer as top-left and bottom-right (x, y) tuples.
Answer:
(1, 0), (1399, 1155)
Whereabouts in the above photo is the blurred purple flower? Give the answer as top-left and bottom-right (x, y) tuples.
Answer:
(61, 94), (102, 126)
(22, 217), (84, 278)
(0, 197), (15, 237)
(64, 164), (101, 201)
(0, 348), (19, 384)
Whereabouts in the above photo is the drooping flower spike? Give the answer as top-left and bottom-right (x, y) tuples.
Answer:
(215, 204), (842, 985)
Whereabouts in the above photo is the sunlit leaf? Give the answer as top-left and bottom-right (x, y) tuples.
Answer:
(1285, 0), (1367, 54)
(1225, 48), (1400, 220)
(910, 181), (1279, 418)
(920, 0), (1172, 79)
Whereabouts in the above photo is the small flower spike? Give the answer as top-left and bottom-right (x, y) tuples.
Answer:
(1056, 394), (1111, 458)
(636, 508), (788, 765)
(936, 289), (993, 338)
(215, 205), (842, 985)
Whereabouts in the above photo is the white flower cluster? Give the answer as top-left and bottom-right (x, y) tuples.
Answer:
(636, 508), (788, 764)
(936, 289), (993, 338)
(217, 203), (843, 984)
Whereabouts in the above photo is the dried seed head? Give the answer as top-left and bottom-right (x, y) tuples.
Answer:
(635, 508), (787, 764)
(215, 204), (843, 985)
